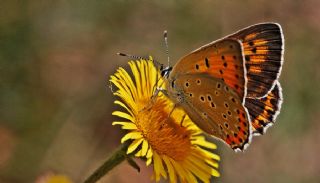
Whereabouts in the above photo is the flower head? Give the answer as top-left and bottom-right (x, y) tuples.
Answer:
(110, 58), (220, 183)
(35, 172), (72, 183)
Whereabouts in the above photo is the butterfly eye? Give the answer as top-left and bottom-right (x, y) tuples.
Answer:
(160, 66), (172, 77)
(161, 70), (166, 77)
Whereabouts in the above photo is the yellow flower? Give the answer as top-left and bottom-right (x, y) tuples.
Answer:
(35, 172), (73, 183)
(110, 58), (220, 183)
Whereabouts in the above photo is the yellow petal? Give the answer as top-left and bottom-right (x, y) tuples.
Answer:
(210, 167), (220, 177)
(112, 111), (134, 122)
(110, 75), (131, 97)
(183, 159), (210, 183)
(205, 159), (219, 169)
(113, 92), (135, 112)
(120, 131), (142, 143)
(188, 155), (213, 174)
(192, 136), (217, 149)
(146, 148), (153, 159)
(135, 149), (142, 157)
(118, 68), (138, 100)
(146, 156), (153, 166)
(185, 169), (198, 183)
(114, 100), (134, 116)
(170, 160), (188, 182)
(196, 147), (220, 161)
(129, 62), (142, 98)
(138, 61), (148, 97)
(162, 156), (177, 183)
(112, 121), (137, 130)
(148, 59), (159, 86)
(141, 140), (149, 156)
(188, 154), (220, 178)
(127, 138), (144, 154)
(153, 152), (167, 181)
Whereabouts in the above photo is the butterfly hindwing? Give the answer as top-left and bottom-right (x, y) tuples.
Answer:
(172, 73), (251, 150)
(170, 39), (246, 99)
(244, 81), (283, 135)
(227, 23), (284, 98)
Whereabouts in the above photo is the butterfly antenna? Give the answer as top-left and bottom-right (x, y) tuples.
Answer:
(117, 52), (146, 60)
(163, 30), (170, 66)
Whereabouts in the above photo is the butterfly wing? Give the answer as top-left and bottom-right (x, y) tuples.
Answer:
(227, 23), (284, 98)
(172, 73), (251, 150)
(169, 38), (246, 100)
(244, 81), (283, 135)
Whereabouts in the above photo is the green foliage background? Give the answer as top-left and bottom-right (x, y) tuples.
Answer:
(0, 1), (319, 182)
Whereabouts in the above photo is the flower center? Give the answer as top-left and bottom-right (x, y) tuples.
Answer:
(136, 98), (192, 161)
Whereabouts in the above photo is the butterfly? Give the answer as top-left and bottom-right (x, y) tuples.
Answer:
(160, 23), (284, 151)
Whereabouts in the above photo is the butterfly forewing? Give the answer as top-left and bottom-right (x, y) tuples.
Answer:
(169, 39), (246, 99)
(227, 23), (284, 98)
(171, 73), (251, 150)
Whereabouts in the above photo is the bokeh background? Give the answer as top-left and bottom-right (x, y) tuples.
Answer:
(1, 0), (320, 183)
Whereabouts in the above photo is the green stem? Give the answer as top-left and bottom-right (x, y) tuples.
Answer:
(83, 142), (131, 183)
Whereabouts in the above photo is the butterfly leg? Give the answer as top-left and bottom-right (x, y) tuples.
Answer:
(159, 103), (176, 126)
(140, 87), (168, 113)
(153, 87), (168, 98)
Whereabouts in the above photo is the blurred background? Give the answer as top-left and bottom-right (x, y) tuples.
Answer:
(0, 0), (319, 182)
